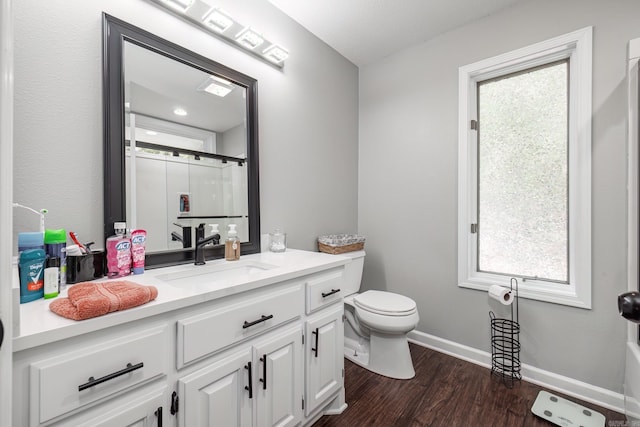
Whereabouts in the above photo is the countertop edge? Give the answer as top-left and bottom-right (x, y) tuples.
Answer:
(13, 250), (351, 352)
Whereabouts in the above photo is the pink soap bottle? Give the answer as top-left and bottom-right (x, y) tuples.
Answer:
(106, 222), (131, 278)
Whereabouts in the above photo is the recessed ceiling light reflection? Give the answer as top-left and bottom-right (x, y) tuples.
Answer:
(173, 108), (188, 116)
(197, 75), (234, 97)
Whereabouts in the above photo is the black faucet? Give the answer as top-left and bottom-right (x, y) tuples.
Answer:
(196, 223), (206, 242)
(172, 223), (192, 248)
(194, 233), (221, 265)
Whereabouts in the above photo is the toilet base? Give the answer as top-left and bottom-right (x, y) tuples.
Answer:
(343, 333), (415, 379)
(344, 336), (370, 367)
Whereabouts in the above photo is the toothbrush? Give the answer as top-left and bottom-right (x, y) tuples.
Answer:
(69, 232), (87, 254)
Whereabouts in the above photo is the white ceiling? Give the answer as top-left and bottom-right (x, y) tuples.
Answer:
(268, 0), (529, 66)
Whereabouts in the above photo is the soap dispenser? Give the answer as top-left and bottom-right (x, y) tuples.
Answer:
(225, 224), (240, 261)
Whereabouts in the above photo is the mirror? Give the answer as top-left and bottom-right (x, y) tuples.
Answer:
(103, 14), (260, 268)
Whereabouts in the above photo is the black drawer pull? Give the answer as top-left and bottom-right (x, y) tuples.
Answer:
(155, 407), (162, 427)
(259, 354), (267, 390)
(243, 314), (273, 329)
(245, 362), (253, 398)
(311, 328), (319, 358)
(78, 362), (144, 391)
(321, 288), (341, 298)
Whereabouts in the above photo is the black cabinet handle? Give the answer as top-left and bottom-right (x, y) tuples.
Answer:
(78, 362), (143, 391)
(311, 328), (319, 358)
(245, 362), (253, 398)
(321, 288), (341, 298)
(243, 314), (273, 329)
(155, 407), (162, 427)
(0, 318), (4, 350)
(259, 354), (267, 390)
(170, 391), (179, 415)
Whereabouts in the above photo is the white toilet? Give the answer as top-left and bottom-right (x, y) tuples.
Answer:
(341, 250), (419, 379)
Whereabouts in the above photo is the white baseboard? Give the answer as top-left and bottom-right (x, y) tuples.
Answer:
(408, 330), (625, 414)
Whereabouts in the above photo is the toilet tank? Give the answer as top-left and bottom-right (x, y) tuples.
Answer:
(340, 250), (365, 296)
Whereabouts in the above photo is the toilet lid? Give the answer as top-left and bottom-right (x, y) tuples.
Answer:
(354, 290), (417, 316)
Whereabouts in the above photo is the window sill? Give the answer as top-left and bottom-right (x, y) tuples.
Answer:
(459, 274), (591, 309)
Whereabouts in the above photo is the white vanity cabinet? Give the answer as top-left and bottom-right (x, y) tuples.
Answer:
(301, 269), (346, 419)
(304, 305), (344, 417)
(253, 325), (303, 427)
(178, 324), (303, 427)
(13, 324), (170, 427)
(178, 348), (254, 427)
(12, 250), (349, 427)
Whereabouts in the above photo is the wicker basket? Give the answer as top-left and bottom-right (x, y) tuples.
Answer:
(317, 234), (365, 255)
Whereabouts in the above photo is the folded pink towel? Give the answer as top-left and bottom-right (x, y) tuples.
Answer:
(49, 281), (158, 321)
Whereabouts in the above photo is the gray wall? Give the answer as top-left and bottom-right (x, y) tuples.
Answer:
(13, 0), (359, 253)
(220, 123), (247, 157)
(359, 0), (639, 392)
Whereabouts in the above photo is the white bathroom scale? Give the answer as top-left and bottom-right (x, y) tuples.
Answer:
(531, 391), (605, 427)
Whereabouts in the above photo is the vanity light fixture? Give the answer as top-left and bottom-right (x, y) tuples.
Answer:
(173, 107), (188, 116)
(197, 75), (234, 97)
(262, 44), (289, 65)
(202, 8), (234, 33)
(161, 0), (194, 13)
(149, 0), (290, 67)
(235, 27), (264, 50)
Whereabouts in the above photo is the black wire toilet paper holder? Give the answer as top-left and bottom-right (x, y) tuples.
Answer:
(489, 278), (521, 387)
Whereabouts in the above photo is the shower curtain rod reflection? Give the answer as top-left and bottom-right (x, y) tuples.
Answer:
(125, 140), (245, 165)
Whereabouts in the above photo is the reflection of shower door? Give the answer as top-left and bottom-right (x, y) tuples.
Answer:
(625, 37), (640, 422)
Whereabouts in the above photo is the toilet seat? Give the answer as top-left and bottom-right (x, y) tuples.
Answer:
(354, 290), (417, 316)
(352, 291), (419, 334)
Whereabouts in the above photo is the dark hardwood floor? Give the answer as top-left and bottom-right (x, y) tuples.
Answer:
(314, 343), (626, 426)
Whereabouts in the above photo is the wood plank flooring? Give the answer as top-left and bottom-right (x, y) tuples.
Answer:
(313, 343), (626, 426)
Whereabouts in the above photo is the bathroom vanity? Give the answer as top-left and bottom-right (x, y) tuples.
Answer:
(12, 249), (348, 426)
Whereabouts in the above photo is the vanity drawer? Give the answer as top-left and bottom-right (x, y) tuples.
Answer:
(177, 281), (303, 368)
(29, 325), (169, 425)
(306, 268), (344, 314)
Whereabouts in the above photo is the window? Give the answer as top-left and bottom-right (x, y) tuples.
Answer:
(458, 27), (592, 308)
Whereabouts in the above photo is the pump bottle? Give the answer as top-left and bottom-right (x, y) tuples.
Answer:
(225, 224), (240, 261)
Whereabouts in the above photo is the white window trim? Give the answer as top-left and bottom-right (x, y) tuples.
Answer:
(457, 27), (593, 309)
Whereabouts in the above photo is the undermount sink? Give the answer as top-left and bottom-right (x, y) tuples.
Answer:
(155, 260), (277, 287)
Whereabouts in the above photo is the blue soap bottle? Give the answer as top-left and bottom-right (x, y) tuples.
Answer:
(19, 248), (46, 303)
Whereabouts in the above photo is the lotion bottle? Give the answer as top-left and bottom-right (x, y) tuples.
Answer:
(225, 224), (240, 261)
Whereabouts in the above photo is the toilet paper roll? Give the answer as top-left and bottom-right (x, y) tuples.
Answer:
(488, 285), (514, 305)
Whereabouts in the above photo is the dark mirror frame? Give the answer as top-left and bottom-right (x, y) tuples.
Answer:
(103, 13), (260, 268)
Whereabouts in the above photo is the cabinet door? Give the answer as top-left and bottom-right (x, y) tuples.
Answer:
(178, 349), (253, 427)
(59, 386), (167, 427)
(254, 325), (303, 427)
(305, 304), (344, 416)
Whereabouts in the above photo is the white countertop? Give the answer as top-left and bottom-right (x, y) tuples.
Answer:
(13, 249), (350, 352)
